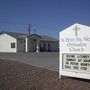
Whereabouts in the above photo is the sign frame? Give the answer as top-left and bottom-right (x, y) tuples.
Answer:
(59, 24), (90, 80)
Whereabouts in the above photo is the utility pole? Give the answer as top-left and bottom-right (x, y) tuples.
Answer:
(28, 24), (31, 35)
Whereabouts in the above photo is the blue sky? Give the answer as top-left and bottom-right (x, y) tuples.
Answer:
(0, 0), (90, 38)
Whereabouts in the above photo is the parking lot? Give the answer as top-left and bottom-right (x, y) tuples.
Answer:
(0, 52), (59, 72)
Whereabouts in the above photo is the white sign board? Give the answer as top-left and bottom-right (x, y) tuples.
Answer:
(59, 23), (90, 79)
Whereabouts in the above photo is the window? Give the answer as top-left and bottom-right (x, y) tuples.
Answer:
(11, 43), (15, 48)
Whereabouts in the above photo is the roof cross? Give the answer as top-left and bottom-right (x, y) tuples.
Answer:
(73, 26), (80, 36)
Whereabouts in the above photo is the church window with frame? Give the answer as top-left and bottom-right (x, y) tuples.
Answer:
(11, 42), (15, 48)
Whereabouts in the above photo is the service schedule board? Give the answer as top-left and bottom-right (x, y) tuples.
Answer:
(63, 54), (90, 73)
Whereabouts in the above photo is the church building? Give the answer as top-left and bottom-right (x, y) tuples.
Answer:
(0, 31), (58, 53)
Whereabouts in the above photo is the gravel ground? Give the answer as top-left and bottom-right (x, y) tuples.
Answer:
(0, 59), (90, 90)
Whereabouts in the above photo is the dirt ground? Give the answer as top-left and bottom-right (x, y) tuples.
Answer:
(0, 59), (90, 90)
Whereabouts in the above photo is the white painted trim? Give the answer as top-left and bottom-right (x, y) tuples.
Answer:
(25, 37), (28, 52)
(36, 40), (39, 53)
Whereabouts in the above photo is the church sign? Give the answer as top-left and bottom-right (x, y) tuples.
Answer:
(59, 23), (90, 79)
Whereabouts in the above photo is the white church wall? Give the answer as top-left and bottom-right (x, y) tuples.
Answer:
(50, 42), (59, 52)
(40, 41), (58, 52)
(0, 33), (17, 52)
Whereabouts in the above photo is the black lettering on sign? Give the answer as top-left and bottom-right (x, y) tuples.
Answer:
(83, 59), (90, 62)
(73, 66), (79, 69)
(80, 67), (87, 71)
(65, 62), (69, 64)
(66, 58), (76, 61)
(77, 55), (89, 58)
(66, 55), (75, 58)
(81, 63), (88, 66)
(78, 59), (82, 62)
(70, 62), (78, 65)
(65, 65), (71, 69)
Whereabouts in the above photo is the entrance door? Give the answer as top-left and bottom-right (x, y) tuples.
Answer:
(28, 39), (37, 52)
(17, 39), (25, 52)
(31, 40), (37, 52)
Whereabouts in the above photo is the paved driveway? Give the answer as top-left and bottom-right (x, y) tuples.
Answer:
(0, 52), (59, 72)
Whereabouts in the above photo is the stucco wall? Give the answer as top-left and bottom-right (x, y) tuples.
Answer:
(40, 41), (59, 52)
(50, 42), (59, 52)
(0, 33), (17, 52)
